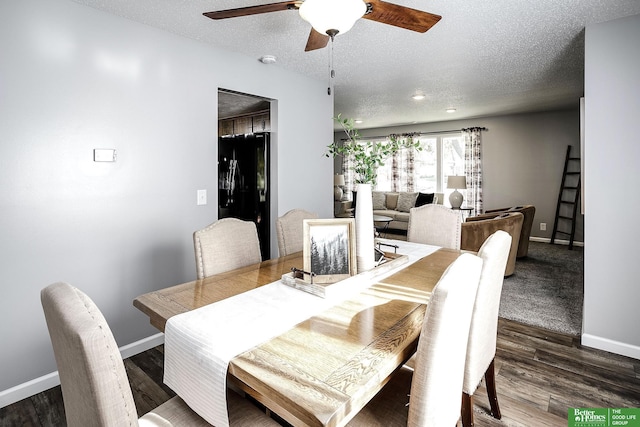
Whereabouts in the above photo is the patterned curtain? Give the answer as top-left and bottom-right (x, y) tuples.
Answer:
(405, 137), (416, 192)
(342, 152), (355, 199)
(389, 135), (416, 192)
(462, 127), (483, 214)
(391, 151), (400, 192)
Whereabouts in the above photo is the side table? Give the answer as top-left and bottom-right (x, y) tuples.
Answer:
(373, 215), (393, 237)
(334, 200), (354, 218)
(451, 207), (474, 221)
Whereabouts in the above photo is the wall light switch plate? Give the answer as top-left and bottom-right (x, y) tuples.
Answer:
(197, 189), (207, 206)
(94, 149), (117, 162)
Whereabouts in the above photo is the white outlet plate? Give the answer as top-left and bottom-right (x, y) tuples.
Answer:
(197, 189), (207, 206)
(540, 222), (547, 231)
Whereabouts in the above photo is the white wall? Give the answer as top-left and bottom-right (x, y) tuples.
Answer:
(582, 14), (640, 359)
(338, 109), (583, 242)
(0, 0), (333, 403)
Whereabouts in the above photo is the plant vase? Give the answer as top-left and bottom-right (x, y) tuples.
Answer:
(355, 183), (375, 272)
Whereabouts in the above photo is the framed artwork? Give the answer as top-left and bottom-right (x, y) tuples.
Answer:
(303, 218), (357, 283)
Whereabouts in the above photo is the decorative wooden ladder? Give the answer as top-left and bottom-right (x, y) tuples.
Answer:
(551, 145), (581, 249)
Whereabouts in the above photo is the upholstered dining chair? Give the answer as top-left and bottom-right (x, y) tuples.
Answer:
(194, 217), (262, 279)
(347, 253), (483, 427)
(461, 230), (512, 427)
(275, 208), (318, 256)
(40, 282), (279, 427)
(407, 204), (462, 249)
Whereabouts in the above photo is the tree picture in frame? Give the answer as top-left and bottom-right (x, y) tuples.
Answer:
(303, 218), (357, 284)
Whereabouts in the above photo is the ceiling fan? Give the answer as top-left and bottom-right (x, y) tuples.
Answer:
(203, 0), (442, 52)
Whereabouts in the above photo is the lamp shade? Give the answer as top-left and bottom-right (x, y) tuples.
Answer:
(334, 174), (345, 186)
(299, 0), (366, 35)
(447, 175), (467, 189)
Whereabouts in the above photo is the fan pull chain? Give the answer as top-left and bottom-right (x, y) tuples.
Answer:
(327, 30), (337, 96)
(328, 38), (334, 95)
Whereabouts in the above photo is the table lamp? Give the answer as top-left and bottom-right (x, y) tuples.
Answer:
(334, 174), (345, 201)
(447, 175), (467, 209)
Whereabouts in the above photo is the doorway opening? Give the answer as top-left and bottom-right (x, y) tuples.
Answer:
(218, 89), (272, 259)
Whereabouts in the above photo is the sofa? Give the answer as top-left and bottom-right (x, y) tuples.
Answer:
(483, 205), (535, 258)
(461, 211), (524, 277)
(371, 191), (444, 232)
(334, 191), (444, 232)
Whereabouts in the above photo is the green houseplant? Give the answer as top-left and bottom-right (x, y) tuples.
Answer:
(325, 115), (422, 186)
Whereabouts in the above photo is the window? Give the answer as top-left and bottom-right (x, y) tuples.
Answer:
(440, 135), (466, 203)
(369, 133), (465, 205)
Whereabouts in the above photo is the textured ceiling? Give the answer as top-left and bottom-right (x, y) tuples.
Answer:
(218, 90), (270, 120)
(71, 0), (640, 129)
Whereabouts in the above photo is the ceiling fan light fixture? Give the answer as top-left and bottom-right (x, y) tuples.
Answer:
(299, 0), (366, 36)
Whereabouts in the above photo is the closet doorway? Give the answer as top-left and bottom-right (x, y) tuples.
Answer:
(218, 89), (272, 259)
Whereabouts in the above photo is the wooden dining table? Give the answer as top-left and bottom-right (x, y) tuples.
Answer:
(134, 245), (460, 427)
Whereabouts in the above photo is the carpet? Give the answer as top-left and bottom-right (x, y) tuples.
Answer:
(499, 241), (584, 336)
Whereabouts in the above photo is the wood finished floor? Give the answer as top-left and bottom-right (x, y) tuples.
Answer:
(2, 318), (639, 427)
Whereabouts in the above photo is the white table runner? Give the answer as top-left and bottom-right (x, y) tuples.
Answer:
(164, 239), (437, 427)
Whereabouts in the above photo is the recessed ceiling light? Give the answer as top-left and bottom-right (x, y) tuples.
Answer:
(354, 119), (363, 124)
(446, 108), (456, 113)
(259, 55), (277, 64)
(412, 94), (426, 100)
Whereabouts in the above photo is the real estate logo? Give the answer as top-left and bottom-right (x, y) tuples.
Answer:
(571, 408), (607, 426)
(569, 408), (640, 427)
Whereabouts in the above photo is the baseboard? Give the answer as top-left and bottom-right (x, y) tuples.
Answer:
(0, 333), (164, 409)
(529, 237), (584, 247)
(581, 333), (640, 360)
(119, 332), (165, 360)
(0, 372), (61, 410)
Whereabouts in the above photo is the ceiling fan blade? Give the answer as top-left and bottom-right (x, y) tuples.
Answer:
(203, 1), (301, 20)
(304, 29), (330, 52)
(363, 0), (441, 33)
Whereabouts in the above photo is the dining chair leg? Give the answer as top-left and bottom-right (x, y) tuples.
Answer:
(485, 359), (501, 419)
(461, 393), (473, 427)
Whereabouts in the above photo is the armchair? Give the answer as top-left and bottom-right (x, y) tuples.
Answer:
(461, 212), (523, 277)
(484, 205), (535, 257)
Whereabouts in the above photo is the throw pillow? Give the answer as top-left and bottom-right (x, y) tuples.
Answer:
(372, 191), (386, 210)
(385, 193), (399, 210)
(396, 192), (418, 212)
(415, 192), (435, 207)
